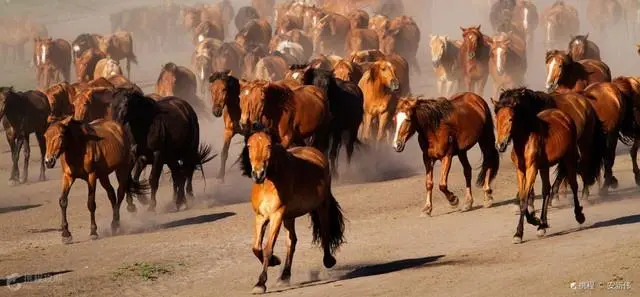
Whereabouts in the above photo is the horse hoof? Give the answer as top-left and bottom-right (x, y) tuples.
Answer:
(90, 234), (99, 240)
(61, 236), (73, 244)
(276, 278), (290, 288)
(251, 285), (266, 295)
(575, 212), (586, 224)
(269, 255), (281, 267)
(635, 174), (640, 186)
(449, 196), (459, 208)
(126, 204), (137, 213)
(419, 211), (431, 218)
(460, 202), (473, 212)
(420, 206), (432, 217)
(512, 236), (522, 244)
(536, 228), (547, 237)
(483, 198), (493, 208)
(7, 180), (17, 186)
(610, 177), (619, 189)
(323, 255), (336, 268)
(19, 178), (27, 184)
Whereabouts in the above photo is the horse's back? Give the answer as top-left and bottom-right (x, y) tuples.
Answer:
(91, 119), (129, 167)
(538, 108), (576, 161)
(550, 91), (594, 138)
(580, 59), (612, 83)
(583, 82), (623, 132)
(449, 92), (490, 149)
(289, 146), (329, 171)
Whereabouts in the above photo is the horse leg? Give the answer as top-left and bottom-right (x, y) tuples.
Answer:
(513, 165), (526, 243)
(376, 111), (390, 143)
(86, 173), (99, 239)
(477, 75), (489, 97)
(20, 134), (30, 184)
(420, 154), (435, 216)
(361, 112), (373, 143)
(6, 131), (17, 185)
(253, 210), (284, 294)
(148, 152), (164, 212)
(277, 218), (297, 287)
(168, 161), (187, 211)
(522, 162), (541, 227)
(631, 139), (640, 186)
(59, 174), (75, 244)
(566, 154), (585, 225)
(438, 153), (460, 208)
(99, 175), (119, 235)
(217, 129), (233, 181)
(36, 133), (46, 181)
(537, 166), (552, 237)
(458, 151), (474, 211)
(10, 136), (24, 186)
(346, 128), (357, 167)
(601, 133), (619, 193)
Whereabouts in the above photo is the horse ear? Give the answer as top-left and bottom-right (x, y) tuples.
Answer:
(476, 25), (481, 31)
(460, 26), (465, 32)
(584, 33), (589, 40)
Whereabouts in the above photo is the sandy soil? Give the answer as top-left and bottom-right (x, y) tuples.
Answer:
(1, 0), (640, 296)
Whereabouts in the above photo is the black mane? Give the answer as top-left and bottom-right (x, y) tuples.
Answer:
(495, 87), (556, 121)
(413, 98), (455, 132)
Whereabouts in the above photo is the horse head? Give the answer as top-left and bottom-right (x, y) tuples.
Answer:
(392, 97), (418, 152)
(208, 69), (239, 118)
(241, 129), (276, 184)
(460, 25), (484, 60)
(368, 60), (400, 92)
(429, 34), (448, 68)
(544, 50), (570, 92)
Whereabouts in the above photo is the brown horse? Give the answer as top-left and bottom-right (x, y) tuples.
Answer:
(254, 54), (289, 82)
(541, 1), (579, 50)
(73, 87), (116, 122)
(493, 89), (585, 244)
(488, 32), (527, 99)
(107, 74), (142, 94)
(545, 50), (611, 92)
(429, 34), (461, 97)
(381, 16), (421, 75)
(311, 13), (351, 56)
(209, 70), (245, 181)
(359, 60), (400, 143)
(393, 93), (499, 215)
(348, 9), (369, 29)
(38, 37), (72, 90)
(192, 20), (225, 45)
(240, 81), (330, 151)
(586, 0), (622, 37)
(75, 48), (106, 82)
(345, 28), (379, 56)
(235, 19), (272, 51)
(582, 82), (626, 192)
(45, 82), (77, 123)
(239, 129), (344, 294)
(0, 87), (50, 185)
(72, 33), (102, 59)
(511, 0), (539, 48)
(332, 60), (364, 84)
(567, 34), (601, 61)
(241, 45), (268, 80)
(612, 76), (640, 185)
(459, 26), (491, 95)
(44, 117), (148, 243)
(98, 31), (138, 79)
(213, 42), (245, 78)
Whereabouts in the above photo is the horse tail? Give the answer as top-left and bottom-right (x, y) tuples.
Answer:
(194, 143), (216, 192)
(128, 34), (138, 65)
(617, 88), (637, 146)
(476, 106), (500, 186)
(310, 191), (345, 258)
(128, 175), (150, 205)
(584, 118), (607, 186)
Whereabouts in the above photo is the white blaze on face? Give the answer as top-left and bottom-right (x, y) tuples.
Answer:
(198, 34), (204, 42)
(496, 47), (505, 72)
(41, 45), (46, 63)
(523, 8), (529, 30)
(546, 59), (558, 89)
(292, 72), (300, 79)
(73, 45), (80, 52)
(546, 22), (552, 42)
(392, 112), (408, 149)
(200, 65), (205, 80)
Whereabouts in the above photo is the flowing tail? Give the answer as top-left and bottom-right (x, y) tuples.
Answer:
(476, 107), (500, 186)
(195, 143), (217, 190)
(127, 176), (150, 205)
(310, 191), (345, 257)
(583, 119), (606, 186)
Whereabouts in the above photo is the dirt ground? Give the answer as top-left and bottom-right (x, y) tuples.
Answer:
(1, 0), (640, 296)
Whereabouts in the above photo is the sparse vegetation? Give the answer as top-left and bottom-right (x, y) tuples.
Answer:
(112, 262), (182, 281)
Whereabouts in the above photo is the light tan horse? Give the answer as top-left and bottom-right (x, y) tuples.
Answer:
(239, 129), (344, 294)
(358, 60), (400, 143)
(44, 117), (148, 243)
(429, 34), (461, 97)
(488, 32), (527, 100)
(93, 58), (123, 80)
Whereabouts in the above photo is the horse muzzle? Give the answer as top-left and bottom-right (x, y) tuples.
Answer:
(251, 168), (266, 184)
(45, 157), (56, 169)
(432, 60), (441, 68)
(393, 140), (405, 153)
(212, 106), (223, 118)
(496, 138), (510, 153)
(389, 79), (400, 92)
(546, 83), (557, 92)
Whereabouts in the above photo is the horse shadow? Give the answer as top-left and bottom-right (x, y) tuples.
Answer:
(0, 204), (41, 214)
(0, 270), (72, 287)
(267, 255), (455, 294)
(545, 213), (640, 240)
(159, 212), (235, 229)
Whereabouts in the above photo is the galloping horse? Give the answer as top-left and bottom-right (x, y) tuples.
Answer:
(0, 87), (50, 184)
(493, 89), (587, 244)
(511, 0), (539, 48)
(488, 32), (527, 100)
(429, 34), (461, 97)
(545, 50), (611, 92)
(567, 34), (601, 61)
(541, 1), (579, 50)
(458, 26), (491, 95)
(359, 60), (400, 143)
(392, 93), (499, 216)
(43, 117), (149, 243)
(239, 129), (345, 294)
(611, 76), (640, 186)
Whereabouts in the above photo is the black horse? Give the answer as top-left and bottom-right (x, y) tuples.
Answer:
(299, 67), (365, 177)
(0, 87), (50, 185)
(111, 89), (215, 211)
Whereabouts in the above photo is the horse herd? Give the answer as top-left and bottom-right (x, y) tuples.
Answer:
(2, 0), (640, 294)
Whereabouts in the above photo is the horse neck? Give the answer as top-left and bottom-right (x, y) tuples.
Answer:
(559, 60), (586, 85)
(265, 145), (291, 183)
(225, 85), (241, 117)
(442, 41), (458, 66)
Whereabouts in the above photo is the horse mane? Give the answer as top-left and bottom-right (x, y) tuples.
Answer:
(545, 49), (571, 64)
(496, 87), (555, 119)
(303, 68), (335, 96)
(289, 64), (309, 70)
(264, 83), (296, 113)
(239, 128), (284, 178)
(413, 98), (454, 131)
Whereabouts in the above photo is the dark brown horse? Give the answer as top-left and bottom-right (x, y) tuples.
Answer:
(155, 62), (208, 120)
(612, 76), (640, 186)
(545, 50), (611, 92)
(45, 82), (77, 123)
(75, 49), (106, 83)
(73, 87), (116, 122)
(111, 90), (216, 211)
(393, 93), (499, 215)
(38, 37), (72, 90)
(239, 129), (344, 294)
(459, 26), (491, 95)
(493, 89), (586, 244)
(44, 117), (149, 243)
(97, 31), (138, 79)
(0, 87), (50, 185)
(213, 42), (245, 78)
(71, 33), (102, 59)
(567, 34), (601, 61)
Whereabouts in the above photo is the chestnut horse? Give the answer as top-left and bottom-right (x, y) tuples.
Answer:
(393, 93), (499, 215)
(0, 87), (50, 185)
(567, 34), (601, 61)
(332, 60), (364, 84)
(612, 76), (640, 185)
(97, 31), (138, 79)
(493, 90), (586, 244)
(73, 87), (116, 122)
(458, 26), (491, 95)
(488, 32), (527, 100)
(44, 117), (149, 243)
(430, 34), (461, 97)
(240, 81), (330, 152)
(359, 60), (400, 143)
(545, 50), (611, 92)
(38, 37), (72, 90)
(209, 70), (245, 181)
(45, 82), (77, 123)
(75, 49), (106, 82)
(239, 129), (344, 294)
(72, 33), (102, 59)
